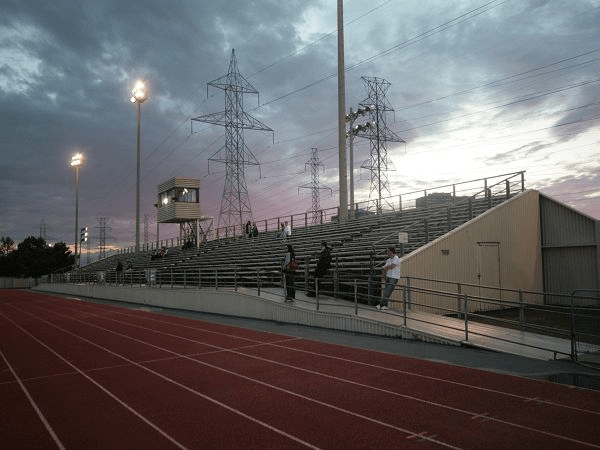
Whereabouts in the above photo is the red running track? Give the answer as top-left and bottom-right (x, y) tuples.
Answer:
(1, 289), (599, 449)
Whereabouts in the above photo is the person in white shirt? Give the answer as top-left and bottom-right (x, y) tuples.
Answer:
(283, 221), (292, 238)
(377, 246), (401, 311)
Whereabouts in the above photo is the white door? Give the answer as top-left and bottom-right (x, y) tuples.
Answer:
(477, 242), (501, 308)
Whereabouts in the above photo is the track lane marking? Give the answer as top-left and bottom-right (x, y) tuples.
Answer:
(78, 301), (600, 415)
(41, 300), (600, 449)
(0, 350), (65, 450)
(1, 311), (188, 450)
(14, 302), (461, 449)
(4, 307), (326, 450)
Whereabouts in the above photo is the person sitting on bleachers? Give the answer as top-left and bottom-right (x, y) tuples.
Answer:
(152, 247), (167, 260)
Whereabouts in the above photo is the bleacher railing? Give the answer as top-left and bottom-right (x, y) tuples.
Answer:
(116, 171), (526, 255)
(373, 171), (525, 247)
(52, 265), (599, 362)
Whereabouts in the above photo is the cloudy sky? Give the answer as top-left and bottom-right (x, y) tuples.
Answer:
(1, 0), (599, 254)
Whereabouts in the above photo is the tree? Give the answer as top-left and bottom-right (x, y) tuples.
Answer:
(0, 236), (15, 256)
(46, 242), (74, 274)
(0, 236), (74, 278)
(14, 236), (47, 278)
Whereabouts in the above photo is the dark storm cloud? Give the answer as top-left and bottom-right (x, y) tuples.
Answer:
(0, 0), (324, 244)
(1, 0), (599, 251)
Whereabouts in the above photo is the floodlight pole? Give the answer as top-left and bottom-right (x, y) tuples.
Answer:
(135, 99), (141, 255)
(337, 0), (348, 223)
(347, 108), (356, 211)
(70, 153), (83, 268)
(131, 80), (147, 255)
(346, 106), (373, 216)
(74, 163), (80, 267)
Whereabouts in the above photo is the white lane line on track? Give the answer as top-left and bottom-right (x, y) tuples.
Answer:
(0, 311), (188, 450)
(15, 302), (461, 450)
(102, 303), (600, 416)
(0, 345), (296, 387)
(0, 350), (66, 450)
(44, 300), (600, 449)
(5, 306), (325, 450)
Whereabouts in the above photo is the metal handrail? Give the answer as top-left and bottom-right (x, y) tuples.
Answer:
(48, 267), (600, 361)
(570, 289), (600, 361)
(372, 172), (525, 247)
(115, 171), (526, 255)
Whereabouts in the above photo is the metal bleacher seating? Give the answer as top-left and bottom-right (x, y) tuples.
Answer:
(77, 186), (517, 304)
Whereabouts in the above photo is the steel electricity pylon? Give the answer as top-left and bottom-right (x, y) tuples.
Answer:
(298, 148), (331, 224)
(354, 76), (405, 213)
(192, 49), (273, 236)
(96, 217), (112, 260)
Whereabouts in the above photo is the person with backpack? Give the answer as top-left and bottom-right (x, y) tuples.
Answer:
(281, 244), (297, 302)
(306, 241), (331, 297)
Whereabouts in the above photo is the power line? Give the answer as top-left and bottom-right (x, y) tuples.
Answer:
(258, 0), (510, 108)
(247, 0), (395, 79)
(93, 1), (599, 230)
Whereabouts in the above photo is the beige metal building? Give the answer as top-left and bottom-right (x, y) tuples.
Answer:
(396, 190), (599, 311)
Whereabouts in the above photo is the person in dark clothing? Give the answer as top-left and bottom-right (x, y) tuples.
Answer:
(116, 261), (123, 283)
(306, 241), (331, 297)
(281, 244), (297, 301)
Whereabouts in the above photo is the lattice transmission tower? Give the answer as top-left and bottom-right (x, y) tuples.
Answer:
(143, 214), (149, 249)
(355, 76), (405, 213)
(192, 49), (273, 235)
(39, 217), (47, 240)
(96, 217), (112, 260)
(298, 148), (331, 225)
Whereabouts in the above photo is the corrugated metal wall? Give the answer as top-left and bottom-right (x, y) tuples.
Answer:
(540, 194), (599, 305)
(158, 202), (203, 223)
(397, 190), (544, 313)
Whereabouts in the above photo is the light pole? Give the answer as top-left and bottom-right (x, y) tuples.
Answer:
(130, 80), (147, 255)
(345, 105), (374, 214)
(337, 0), (348, 223)
(70, 152), (83, 267)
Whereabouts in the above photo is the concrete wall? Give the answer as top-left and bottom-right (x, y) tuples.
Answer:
(32, 283), (454, 344)
(1, 278), (38, 289)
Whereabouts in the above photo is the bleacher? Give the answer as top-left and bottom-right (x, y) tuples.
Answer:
(75, 172), (522, 303)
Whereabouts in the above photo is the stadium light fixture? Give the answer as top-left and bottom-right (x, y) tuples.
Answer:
(71, 152), (83, 167)
(70, 152), (83, 267)
(345, 106), (375, 212)
(131, 79), (147, 254)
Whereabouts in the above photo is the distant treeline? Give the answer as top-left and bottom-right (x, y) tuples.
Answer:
(0, 236), (74, 278)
